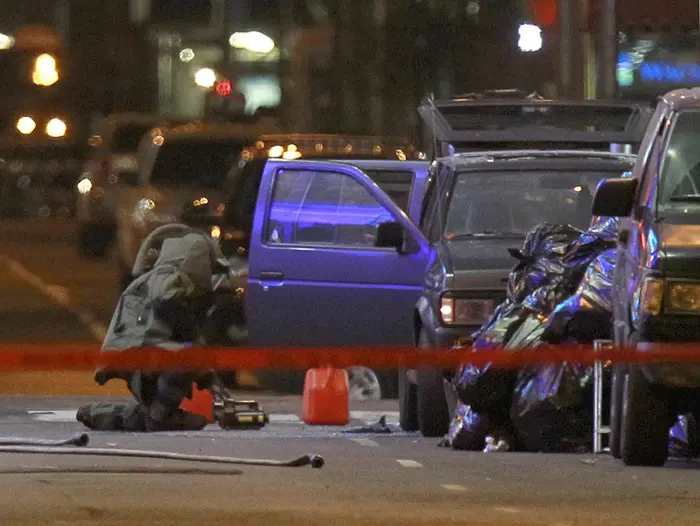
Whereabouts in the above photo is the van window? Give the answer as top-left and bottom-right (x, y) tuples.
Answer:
(361, 170), (413, 212)
(149, 139), (246, 188)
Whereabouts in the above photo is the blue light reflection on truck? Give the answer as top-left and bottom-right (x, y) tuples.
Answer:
(268, 203), (393, 226)
(267, 203), (394, 243)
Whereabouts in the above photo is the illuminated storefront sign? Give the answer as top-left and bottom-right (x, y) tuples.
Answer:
(638, 61), (700, 83)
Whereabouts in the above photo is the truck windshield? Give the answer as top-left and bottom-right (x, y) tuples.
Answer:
(149, 140), (245, 188)
(658, 110), (700, 206)
(444, 170), (616, 238)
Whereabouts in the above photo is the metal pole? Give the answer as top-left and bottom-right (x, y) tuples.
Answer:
(221, 0), (233, 115)
(278, 1), (294, 129)
(600, 0), (617, 98)
(559, 0), (574, 98)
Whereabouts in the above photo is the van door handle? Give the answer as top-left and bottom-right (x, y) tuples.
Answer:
(260, 271), (284, 280)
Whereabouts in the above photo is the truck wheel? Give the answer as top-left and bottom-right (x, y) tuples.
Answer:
(417, 368), (450, 437)
(399, 369), (418, 431)
(609, 364), (626, 459)
(620, 368), (670, 467)
(416, 329), (449, 437)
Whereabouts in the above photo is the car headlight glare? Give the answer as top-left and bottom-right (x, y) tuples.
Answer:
(668, 282), (700, 313)
(440, 296), (494, 325)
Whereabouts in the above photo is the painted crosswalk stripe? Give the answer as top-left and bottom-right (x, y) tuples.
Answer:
(396, 459), (422, 468)
(268, 414), (302, 423)
(28, 410), (79, 422)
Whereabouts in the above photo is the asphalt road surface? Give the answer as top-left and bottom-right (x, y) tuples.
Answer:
(2, 219), (700, 525)
(0, 395), (699, 525)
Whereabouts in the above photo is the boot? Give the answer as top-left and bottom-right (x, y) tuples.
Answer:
(145, 400), (207, 432)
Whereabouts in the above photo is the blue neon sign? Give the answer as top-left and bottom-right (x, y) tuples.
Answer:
(638, 61), (700, 84)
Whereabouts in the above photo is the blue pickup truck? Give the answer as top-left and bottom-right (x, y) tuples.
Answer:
(195, 95), (652, 402)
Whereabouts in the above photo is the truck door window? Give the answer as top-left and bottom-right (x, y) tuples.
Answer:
(361, 170), (414, 212)
(266, 169), (395, 247)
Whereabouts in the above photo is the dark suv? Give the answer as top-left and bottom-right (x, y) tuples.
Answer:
(593, 88), (700, 467)
(400, 94), (652, 437)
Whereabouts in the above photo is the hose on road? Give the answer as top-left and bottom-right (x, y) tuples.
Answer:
(0, 439), (325, 468)
(0, 433), (89, 447)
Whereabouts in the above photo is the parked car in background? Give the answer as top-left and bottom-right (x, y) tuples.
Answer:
(0, 139), (84, 219)
(115, 120), (276, 290)
(76, 113), (193, 257)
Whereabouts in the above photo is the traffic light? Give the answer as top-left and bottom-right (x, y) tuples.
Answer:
(215, 79), (233, 97)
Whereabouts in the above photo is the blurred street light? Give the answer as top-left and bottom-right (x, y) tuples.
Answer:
(194, 67), (217, 88)
(32, 53), (59, 86)
(46, 118), (67, 138)
(16, 116), (36, 135)
(229, 31), (275, 54)
(0, 33), (15, 49)
(518, 24), (543, 52)
(179, 48), (195, 62)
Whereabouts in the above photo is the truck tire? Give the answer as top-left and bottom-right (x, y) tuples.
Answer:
(399, 369), (418, 431)
(416, 330), (449, 437)
(620, 368), (670, 467)
(609, 364), (626, 459)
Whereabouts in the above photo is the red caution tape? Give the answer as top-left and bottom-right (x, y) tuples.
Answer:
(0, 343), (699, 372)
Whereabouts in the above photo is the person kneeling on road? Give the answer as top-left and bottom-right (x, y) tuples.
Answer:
(76, 229), (230, 432)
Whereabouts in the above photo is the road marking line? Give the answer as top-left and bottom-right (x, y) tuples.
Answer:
(28, 410), (78, 422)
(0, 254), (107, 341)
(350, 438), (379, 447)
(441, 484), (467, 492)
(29, 410), (302, 425)
(268, 414), (302, 423)
(493, 507), (521, 514)
(396, 459), (422, 468)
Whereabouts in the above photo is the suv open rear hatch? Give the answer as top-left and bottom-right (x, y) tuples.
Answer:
(418, 93), (653, 155)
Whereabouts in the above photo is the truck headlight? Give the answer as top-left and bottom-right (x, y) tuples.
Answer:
(668, 282), (700, 313)
(638, 278), (663, 316)
(440, 297), (494, 325)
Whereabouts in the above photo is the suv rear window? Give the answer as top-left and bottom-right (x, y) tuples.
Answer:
(149, 139), (246, 188)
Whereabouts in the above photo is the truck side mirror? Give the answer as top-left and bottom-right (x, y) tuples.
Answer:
(375, 221), (405, 251)
(592, 177), (638, 217)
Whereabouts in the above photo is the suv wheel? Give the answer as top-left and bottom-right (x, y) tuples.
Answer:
(399, 369), (418, 431)
(620, 368), (670, 467)
(416, 329), (450, 438)
(609, 364), (626, 459)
